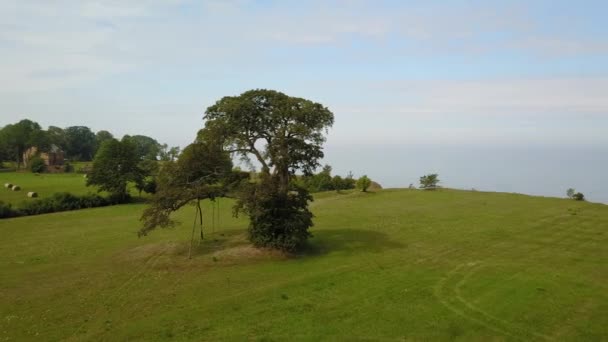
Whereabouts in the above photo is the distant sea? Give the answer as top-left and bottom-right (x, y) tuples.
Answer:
(324, 144), (608, 204)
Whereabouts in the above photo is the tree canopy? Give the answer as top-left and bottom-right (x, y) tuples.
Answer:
(202, 89), (334, 251)
(86, 138), (142, 202)
(0, 119), (46, 168)
(65, 126), (96, 161)
(204, 89), (334, 195)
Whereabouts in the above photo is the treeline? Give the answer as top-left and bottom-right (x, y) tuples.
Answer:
(0, 119), (180, 168)
(296, 165), (357, 192)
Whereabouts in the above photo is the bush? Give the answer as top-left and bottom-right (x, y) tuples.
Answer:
(0, 201), (17, 218)
(356, 175), (372, 192)
(572, 192), (585, 201)
(420, 174), (440, 189)
(15, 192), (113, 217)
(29, 156), (46, 173)
(235, 176), (313, 252)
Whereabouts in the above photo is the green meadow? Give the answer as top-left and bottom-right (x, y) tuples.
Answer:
(1, 188), (606, 340)
(1, 172), (91, 205)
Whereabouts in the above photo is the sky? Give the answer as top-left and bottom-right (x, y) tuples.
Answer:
(1, 0), (607, 196)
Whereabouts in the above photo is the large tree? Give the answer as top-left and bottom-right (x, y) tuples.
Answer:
(47, 126), (67, 150)
(86, 138), (142, 202)
(0, 119), (46, 168)
(65, 126), (96, 161)
(123, 135), (161, 160)
(204, 89), (334, 251)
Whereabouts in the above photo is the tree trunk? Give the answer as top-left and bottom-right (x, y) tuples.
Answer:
(197, 199), (204, 241)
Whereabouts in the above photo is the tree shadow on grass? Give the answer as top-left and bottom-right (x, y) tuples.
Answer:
(301, 228), (405, 256)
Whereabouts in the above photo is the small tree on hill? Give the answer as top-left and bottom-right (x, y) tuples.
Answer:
(86, 138), (142, 203)
(420, 174), (439, 189)
(566, 188), (575, 199)
(357, 175), (371, 192)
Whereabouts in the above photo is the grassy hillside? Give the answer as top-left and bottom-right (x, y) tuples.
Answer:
(1, 172), (93, 205)
(0, 189), (606, 340)
(0, 172), (146, 207)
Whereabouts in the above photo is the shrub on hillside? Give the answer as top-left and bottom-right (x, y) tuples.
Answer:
(17, 193), (112, 216)
(0, 201), (18, 219)
(572, 192), (585, 201)
(420, 174), (440, 190)
(235, 176), (313, 252)
(356, 175), (372, 192)
(29, 156), (46, 173)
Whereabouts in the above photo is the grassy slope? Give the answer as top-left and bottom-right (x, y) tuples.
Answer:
(0, 172), (145, 206)
(0, 189), (606, 341)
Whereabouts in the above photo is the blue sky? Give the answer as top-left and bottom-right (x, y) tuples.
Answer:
(1, 0), (607, 149)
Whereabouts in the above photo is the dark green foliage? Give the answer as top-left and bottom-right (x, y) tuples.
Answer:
(87, 138), (142, 203)
(235, 175), (313, 252)
(2, 193), (112, 218)
(123, 135), (161, 160)
(63, 162), (74, 173)
(94, 130), (114, 155)
(64, 126), (96, 161)
(572, 192), (585, 201)
(142, 178), (157, 194)
(29, 156), (46, 173)
(139, 140), (234, 236)
(299, 166), (356, 193)
(0, 119), (45, 168)
(21, 192), (111, 215)
(420, 174), (440, 189)
(357, 175), (372, 192)
(0, 201), (18, 218)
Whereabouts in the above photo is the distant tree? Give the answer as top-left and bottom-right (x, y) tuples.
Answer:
(314, 164), (333, 191)
(95, 130), (114, 154)
(123, 135), (161, 160)
(343, 171), (356, 190)
(420, 174), (440, 190)
(566, 188), (576, 199)
(47, 126), (67, 150)
(65, 126), (96, 161)
(331, 175), (344, 192)
(357, 175), (372, 192)
(159, 144), (181, 162)
(0, 119), (45, 168)
(572, 192), (585, 201)
(86, 138), (142, 203)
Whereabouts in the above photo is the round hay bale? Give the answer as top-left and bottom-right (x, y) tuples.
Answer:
(27, 192), (38, 198)
(11, 185), (21, 191)
(369, 181), (383, 191)
(4, 183), (12, 189)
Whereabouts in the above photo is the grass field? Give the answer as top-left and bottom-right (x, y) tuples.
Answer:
(0, 172), (92, 205)
(1, 189), (607, 340)
(0, 172), (145, 207)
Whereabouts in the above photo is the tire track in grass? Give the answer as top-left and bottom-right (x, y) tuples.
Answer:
(433, 263), (521, 340)
(453, 264), (552, 341)
(67, 246), (168, 340)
